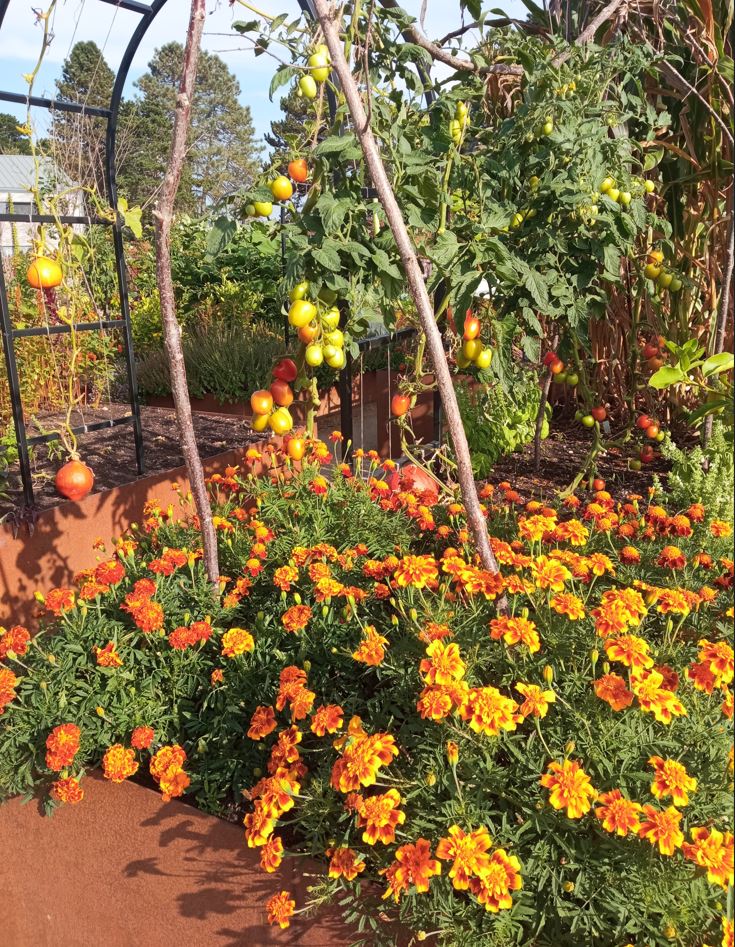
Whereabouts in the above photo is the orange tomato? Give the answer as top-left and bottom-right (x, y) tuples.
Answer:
(27, 256), (63, 289)
(270, 379), (294, 407)
(645, 423), (660, 439)
(288, 159), (308, 183)
(463, 314), (480, 341)
(250, 389), (274, 416)
(298, 322), (318, 344)
(636, 415), (651, 430)
(286, 436), (306, 461)
(391, 393), (411, 417)
(550, 358), (565, 375)
(592, 478), (606, 491)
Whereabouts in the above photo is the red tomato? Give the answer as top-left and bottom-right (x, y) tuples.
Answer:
(387, 464), (439, 503)
(250, 389), (273, 416)
(391, 393), (411, 417)
(640, 445), (656, 464)
(463, 314), (480, 341)
(550, 358), (565, 375)
(645, 422), (660, 439)
(591, 406), (607, 422)
(270, 379), (294, 407)
(592, 478), (606, 491)
(542, 351), (558, 366)
(636, 415), (651, 430)
(642, 342), (659, 359)
(272, 357), (298, 383)
(55, 459), (94, 501)
(288, 158), (308, 183)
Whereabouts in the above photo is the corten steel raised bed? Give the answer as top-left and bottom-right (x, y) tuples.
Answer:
(0, 772), (354, 947)
(0, 443), (292, 628)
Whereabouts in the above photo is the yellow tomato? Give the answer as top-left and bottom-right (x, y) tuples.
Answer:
(270, 176), (294, 202)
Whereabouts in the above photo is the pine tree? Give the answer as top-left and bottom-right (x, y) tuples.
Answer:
(265, 87), (312, 170)
(0, 113), (31, 154)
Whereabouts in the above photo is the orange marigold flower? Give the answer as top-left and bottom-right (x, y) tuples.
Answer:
(723, 917), (734, 947)
(419, 622), (453, 643)
(273, 565), (299, 591)
(417, 685), (454, 721)
(93, 641), (123, 668)
(355, 788), (406, 845)
(44, 587), (76, 615)
(0, 624), (30, 659)
(150, 744), (190, 801)
(50, 776), (84, 805)
(549, 593), (585, 621)
(0, 667), (19, 715)
(94, 558), (125, 586)
(594, 673), (634, 711)
(594, 789), (641, 836)
(381, 838), (441, 902)
(638, 804), (684, 855)
(655, 589), (691, 616)
(330, 730), (398, 794)
(553, 519), (589, 547)
(682, 827), (734, 889)
(619, 545), (641, 565)
(353, 626), (389, 666)
(686, 503), (705, 522)
(710, 519), (732, 538)
(696, 639), (734, 687)
(531, 555), (572, 591)
(604, 634), (654, 670)
(260, 835), (284, 873)
(518, 514), (557, 543)
(328, 846), (366, 881)
(45, 723), (81, 771)
(130, 726), (155, 750)
(394, 554), (439, 589)
(657, 545), (686, 569)
(649, 756), (697, 806)
(540, 759), (597, 819)
(469, 849), (522, 912)
(210, 668), (224, 686)
(722, 689), (734, 719)
(436, 825), (492, 890)
(310, 704), (344, 737)
(515, 682), (555, 718)
(461, 686), (518, 737)
(419, 639), (465, 684)
(248, 705), (278, 741)
(221, 627), (255, 657)
(281, 605), (312, 634)
(266, 890), (295, 929)
(129, 600), (164, 634)
(632, 669), (687, 724)
(102, 744), (139, 783)
(489, 615), (541, 654)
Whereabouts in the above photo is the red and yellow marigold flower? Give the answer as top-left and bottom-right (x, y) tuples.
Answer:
(632, 669), (687, 724)
(355, 788), (406, 845)
(417, 685), (454, 721)
(489, 615), (541, 653)
(540, 759), (597, 819)
(436, 825), (492, 890)
(352, 626), (389, 666)
(94, 558), (125, 586)
(130, 725), (155, 750)
(328, 846), (366, 881)
(310, 704), (344, 737)
(248, 705), (277, 741)
(45, 723), (81, 771)
(657, 545), (686, 569)
(695, 639), (734, 688)
(469, 849), (522, 912)
(518, 514), (557, 543)
(266, 890), (295, 929)
(549, 593), (585, 620)
(281, 605), (312, 634)
(682, 827), (734, 889)
(273, 565), (298, 591)
(648, 756), (697, 806)
(381, 838), (441, 902)
(43, 587), (76, 615)
(393, 554), (439, 589)
(604, 634), (654, 670)
(515, 682), (556, 719)
(93, 641), (123, 668)
(531, 555), (572, 591)
(619, 545), (641, 565)
(0, 667), (19, 715)
(594, 673), (634, 711)
(50, 776), (84, 805)
(102, 743), (139, 783)
(220, 627), (255, 657)
(461, 686), (519, 737)
(638, 804), (684, 855)
(594, 789), (641, 836)
(259, 835), (284, 873)
(710, 519), (732, 538)
(0, 624), (30, 659)
(419, 639), (465, 685)
(150, 744), (189, 801)
(330, 728), (398, 794)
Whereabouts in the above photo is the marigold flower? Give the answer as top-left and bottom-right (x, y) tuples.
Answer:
(710, 519), (732, 538)
(417, 685), (454, 721)
(531, 555), (572, 591)
(355, 788), (406, 845)
(381, 838), (441, 902)
(419, 639), (465, 684)
(102, 744), (139, 783)
(638, 804), (684, 855)
(394, 554), (439, 589)
(280, 605), (312, 634)
(0, 667), (19, 715)
(210, 668), (224, 686)
(353, 626), (389, 666)
(419, 622), (453, 643)
(248, 706), (277, 741)
(221, 627), (255, 657)
(45, 723), (81, 771)
(657, 545), (686, 569)
(489, 615), (541, 653)
(150, 744), (189, 801)
(331, 730), (398, 794)
(648, 756), (697, 806)
(44, 587), (76, 615)
(549, 593), (585, 620)
(461, 686), (518, 738)
(594, 673), (634, 711)
(94, 558), (125, 586)
(696, 639), (734, 687)
(266, 890), (295, 929)
(519, 514), (557, 543)
(446, 741), (459, 766)
(131, 726), (155, 750)
(540, 759), (597, 819)
(619, 545), (641, 565)
(260, 835), (284, 873)
(655, 589), (691, 615)
(93, 641), (123, 668)
(436, 825), (492, 890)
(594, 789), (641, 836)
(469, 849), (522, 912)
(310, 704), (344, 736)
(273, 565), (299, 591)
(604, 634), (653, 670)
(327, 846), (365, 881)
(129, 600), (164, 634)
(50, 776), (85, 804)
(516, 682), (555, 718)
(724, 917), (734, 947)
(682, 827), (734, 889)
(632, 669), (687, 724)
(0, 624), (30, 659)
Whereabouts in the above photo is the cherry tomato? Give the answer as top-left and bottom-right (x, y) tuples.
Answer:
(463, 314), (480, 341)
(287, 436), (306, 461)
(591, 406), (607, 422)
(462, 339), (482, 361)
(289, 281), (309, 302)
(645, 423), (660, 439)
(391, 393), (411, 417)
(647, 249), (664, 265)
(250, 389), (274, 416)
(474, 348), (493, 370)
(308, 52), (330, 82)
(305, 344), (323, 367)
(288, 159), (308, 183)
(298, 75), (317, 99)
(272, 358), (298, 383)
(592, 478), (606, 491)
(543, 351), (558, 367)
(642, 343), (659, 359)
(640, 445), (655, 464)
(581, 415), (595, 428)
(636, 415), (651, 430)
(253, 200), (273, 217)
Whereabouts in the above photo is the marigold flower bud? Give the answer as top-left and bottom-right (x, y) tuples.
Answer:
(409, 608), (418, 622)
(590, 649), (599, 666)
(602, 661), (610, 674)
(565, 740), (576, 755)
(521, 608), (529, 620)
(323, 606), (330, 618)
(253, 767), (262, 778)
(96, 706), (106, 717)
(303, 660), (311, 673)
(446, 741), (459, 766)
(391, 614), (399, 625)
(34, 591), (45, 603)
(426, 772), (436, 786)
(48, 654), (56, 664)
(294, 592), (302, 605)
(417, 933), (427, 942)
(543, 665), (554, 683)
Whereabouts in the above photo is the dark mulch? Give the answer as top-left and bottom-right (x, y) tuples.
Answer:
(1, 404), (263, 517)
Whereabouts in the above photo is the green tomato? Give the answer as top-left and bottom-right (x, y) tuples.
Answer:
(529, 175), (540, 189)
(600, 177), (615, 193)
(474, 348), (493, 370)
(455, 102), (468, 120)
(540, 420), (550, 439)
(606, 187), (620, 203)
(253, 200), (273, 217)
(321, 307), (340, 330)
(542, 119), (554, 136)
(289, 281), (309, 302)
(618, 191), (632, 206)
(669, 277), (682, 292)
(304, 344), (323, 367)
(244, 203), (256, 217)
(657, 270), (673, 289)
(644, 179), (656, 194)
(565, 372), (579, 387)
(308, 53), (330, 82)
(581, 415), (595, 428)
(556, 371), (568, 385)
(298, 75), (318, 99)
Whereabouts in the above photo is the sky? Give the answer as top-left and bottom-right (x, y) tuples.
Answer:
(0, 0), (526, 148)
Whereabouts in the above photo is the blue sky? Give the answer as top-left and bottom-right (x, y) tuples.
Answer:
(0, 0), (526, 146)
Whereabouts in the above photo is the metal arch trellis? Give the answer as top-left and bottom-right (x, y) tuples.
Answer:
(0, 0), (321, 514)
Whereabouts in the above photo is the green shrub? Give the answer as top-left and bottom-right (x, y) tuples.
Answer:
(655, 423), (734, 522)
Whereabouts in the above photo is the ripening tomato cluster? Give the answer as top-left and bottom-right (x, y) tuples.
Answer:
(574, 405), (608, 429)
(250, 358), (298, 435)
(543, 351), (580, 388)
(295, 43), (331, 100)
(245, 158), (308, 220)
(640, 335), (669, 373)
(449, 101), (469, 146)
(455, 311), (493, 371)
(287, 281), (347, 371)
(643, 249), (683, 294)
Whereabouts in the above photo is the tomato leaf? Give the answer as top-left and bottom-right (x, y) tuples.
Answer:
(649, 365), (686, 388)
(701, 352), (734, 376)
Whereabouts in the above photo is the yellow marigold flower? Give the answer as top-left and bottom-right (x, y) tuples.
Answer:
(682, 827), (734, 889)
(461, 686), (519, 737)
(540, 759), (597, 819)
(265, 890), (295, 929)
(355, 788), (405, 845)
(553, 518), (589, 547)
(648, 756), (697, 806)
(489, 615), (541, 653)
(604, 634), (654, 670)
(697, 639), (734, 687)
(419, 639), (466, 685)
(515, 682), (555, 718)
(221, 627), (255, 658)
(632, 669), (687, 724)
(594, 789), (641, 836)
(260, 835), (284, 873)
(416, 685), (454, 721)
(436, 825), (493, 890)
(518, 514), (557, 543)
(102, 743), (139, 783)
(531, 555), (572, 591)
(638, 805), (684, 855)
(710, 519), (732, 538)
(353, 626), (389, 666)
(469, 849), (522, 912)
(549, 593), (586, 620)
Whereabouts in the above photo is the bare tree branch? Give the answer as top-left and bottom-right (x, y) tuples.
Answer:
(153, 0), (219, 583)
(553, 0), (626, 64)
(312, 0), (503, 579)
